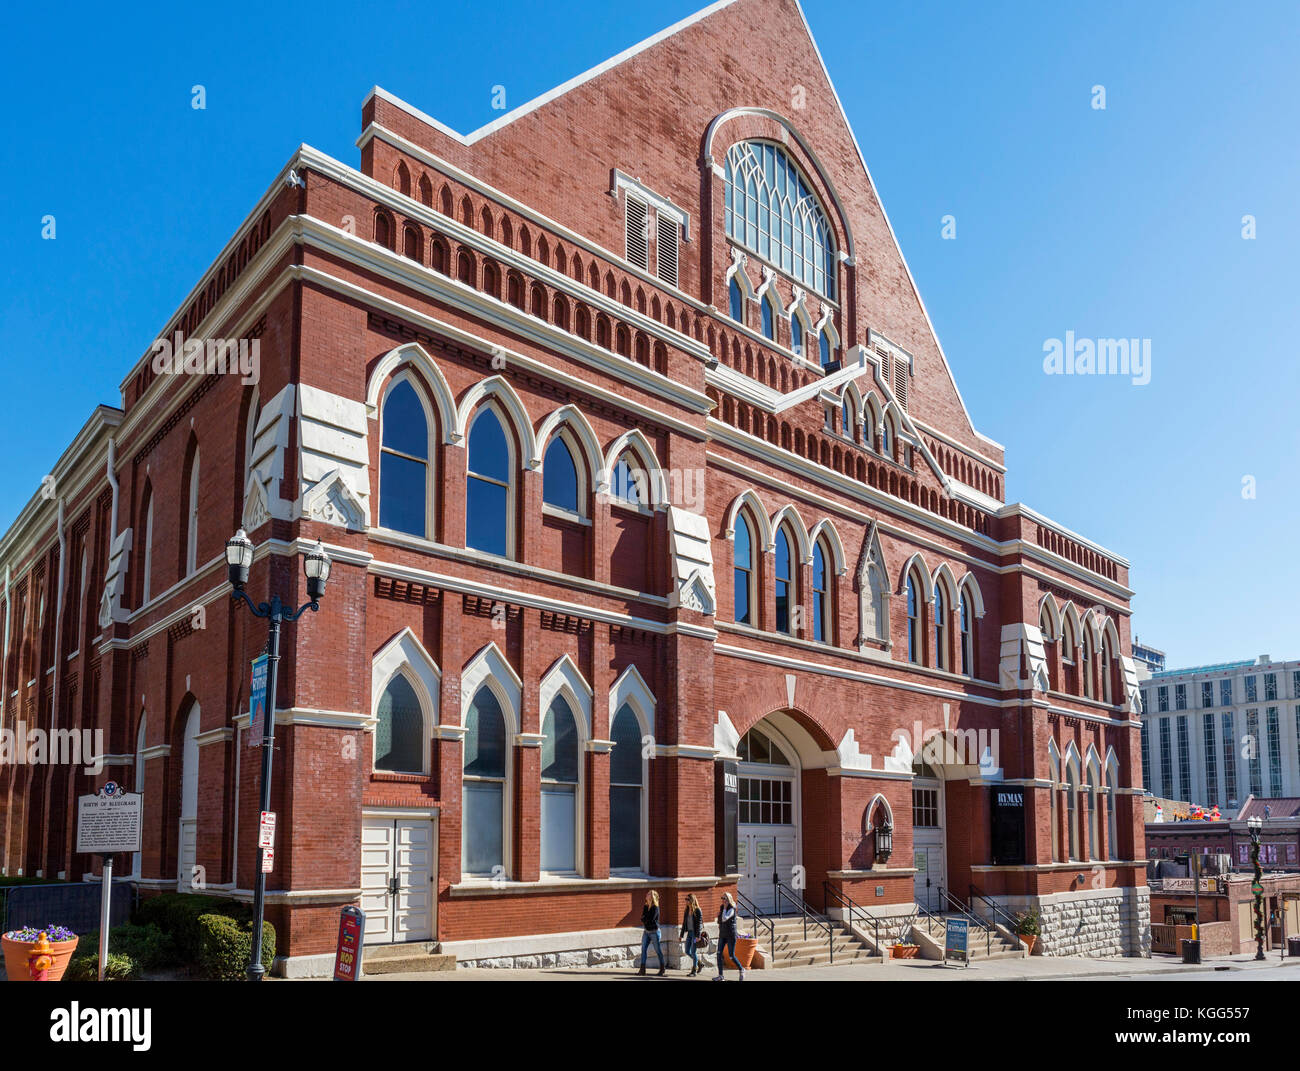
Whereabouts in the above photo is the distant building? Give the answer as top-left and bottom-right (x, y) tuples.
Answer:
(1131, 638), (1166, 677)
(1139, 656), (1300, 812)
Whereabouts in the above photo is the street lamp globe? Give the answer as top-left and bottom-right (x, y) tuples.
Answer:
(225, 529), (254, 589)
(303, 540), (331, 602)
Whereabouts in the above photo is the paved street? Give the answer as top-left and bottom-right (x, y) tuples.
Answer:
(364, 951), (1300, 982)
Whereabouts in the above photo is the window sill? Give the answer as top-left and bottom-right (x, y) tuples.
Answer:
(542, 505), (592, 527)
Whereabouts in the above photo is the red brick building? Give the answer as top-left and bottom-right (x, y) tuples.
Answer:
(0, 0), (1149, 974)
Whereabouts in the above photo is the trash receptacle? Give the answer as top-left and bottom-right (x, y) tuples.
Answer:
(1181, 939), (1202, 964)
(1288, 936), (1300, 958)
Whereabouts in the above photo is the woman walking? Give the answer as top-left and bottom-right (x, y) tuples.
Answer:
(638, 890), (666, 976)
(679, 892), (704, 976)
(714, 892), (744, 981)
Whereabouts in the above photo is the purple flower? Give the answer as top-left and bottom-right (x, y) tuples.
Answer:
(5, 925), (78, 943)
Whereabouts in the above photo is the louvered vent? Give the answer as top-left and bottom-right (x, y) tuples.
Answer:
(625, 195), (649, 270)
(876, 347), (890, 386)
(894, 361), (908, 410)
(656, 213), (679, 287)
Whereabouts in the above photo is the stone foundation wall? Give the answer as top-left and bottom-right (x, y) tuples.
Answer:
(997, 886), (1150, 958)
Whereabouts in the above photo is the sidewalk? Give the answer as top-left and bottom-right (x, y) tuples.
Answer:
(364, 950), (1300, 982)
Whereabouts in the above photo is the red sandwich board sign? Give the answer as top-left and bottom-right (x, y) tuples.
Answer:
(333, 906), (366, 981)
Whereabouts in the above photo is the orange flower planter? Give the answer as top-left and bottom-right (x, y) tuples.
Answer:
(2, 933), (80, 981)
(891, 943), (919, 959)
(723, 937), (758, 970)
(1019, 935), (1037, 956)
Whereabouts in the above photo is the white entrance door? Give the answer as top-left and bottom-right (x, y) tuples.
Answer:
(738, 827), (797, 914)
(178, 705), (200, 891)
(360, 817), (435, 944)
(912, 778), (946, 912)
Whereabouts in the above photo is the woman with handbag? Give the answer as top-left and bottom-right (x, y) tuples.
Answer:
(637, 890), (666, 976)
(714, 892), (743, 981)
(679, 893), (704, 976)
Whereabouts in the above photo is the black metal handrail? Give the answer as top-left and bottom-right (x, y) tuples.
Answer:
(937, 886), (991, 956)
(774, 876), (834, 962)
(822, 882), (881, 954)
(968, 884), (1020, 936)
(733, 889), (776, 967)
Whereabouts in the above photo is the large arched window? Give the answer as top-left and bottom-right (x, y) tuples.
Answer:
(466, 407), (512, 557)
(812, 540), (830, 644)
(774, 527), (794, 635)
(540, 696), (580, 873)
(790, 313), (804, 358)
(463, 686), (508, 875)
(609, 703), (644, 871)
(906, 572), (921, 664)
(933, 585), (948, 671)
(379, 378), (432, 537)
(610, 451), (650, 507)
(542, 433), (580, 515)
(734, 514), (755, 625)
(725, 140), (837, 298)
(728, 277), (744, 323)
(374, 674), (424, 774)
(959, 591), (974, 677)
(760, 294), (775, 340)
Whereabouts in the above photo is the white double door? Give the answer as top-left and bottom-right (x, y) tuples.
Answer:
(737, 826), (797, 915)
(360, 817), (435, 945)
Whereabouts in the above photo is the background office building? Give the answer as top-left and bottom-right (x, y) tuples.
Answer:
(1139, 656), (1300, 812)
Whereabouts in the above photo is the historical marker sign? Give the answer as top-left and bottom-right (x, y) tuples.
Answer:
(76, 782), (143, 855)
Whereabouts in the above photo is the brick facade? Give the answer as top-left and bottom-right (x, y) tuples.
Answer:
(0, 0), (1147, 971)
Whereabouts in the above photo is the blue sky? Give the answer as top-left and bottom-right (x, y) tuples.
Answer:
(1, 0), (1296, 666)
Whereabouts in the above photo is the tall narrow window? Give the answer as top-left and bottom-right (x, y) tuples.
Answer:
(728, 277), (743, 323)
(790, 314), (803, 358)
(818, 331), (832, 369)
(734, 515), (754, 625)
(863, 407), (876, 451)
(1106, 765), (1119, 858)
(1066, 764), (1079, 860)
(812, 540), (829, 644)
(540, 696), (580, 873)
(933, 586), (948, 670)
(1082, 634), (1095, 699)
(1050, 752), (1060, 862)
(841, 397), (853, 439)
(542, 434), (580, 514)
(761, 295), (775, 340)
(141, 496), (154, 605)
(959, 591), (973, 677)
(1087, 772), (1098, 859)
(132, 714), (147, 878)
(379, 379), (430, 537)
(375, 675), (424, 773)
(463, 687), (507, 875)
(906, 573), (921, 664)
(774, 528), (793, 635)
(466, 408), (512, 557)
(881, 417), (893, 460)
(610, 704), (643, 870)
(186, 448), (200, 575)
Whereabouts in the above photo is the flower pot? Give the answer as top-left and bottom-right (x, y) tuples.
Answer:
(2, 933), (80, 981)
(891, 943), (919, 959)
(724, 937), (757, 970)
(1019, 935), (1037, 955)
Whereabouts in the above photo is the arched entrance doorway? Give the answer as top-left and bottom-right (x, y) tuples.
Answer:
(177, 703), (200, 891)
(911, 758), (945, 912)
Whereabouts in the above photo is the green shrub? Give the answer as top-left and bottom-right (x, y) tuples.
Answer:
(196, 913), (275, 982)
(65, 950), (141, 982)
(74, 923), (175, 971)
(135, 894), (247, 963)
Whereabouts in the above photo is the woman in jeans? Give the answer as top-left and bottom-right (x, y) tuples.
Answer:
(714, 892), (744, 981)
(637, 890), (666, 976)
(679, 892), (704, 976)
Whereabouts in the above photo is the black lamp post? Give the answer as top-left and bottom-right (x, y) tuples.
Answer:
(1247, 814), (1265, 961)
(225, 528), (331, 981)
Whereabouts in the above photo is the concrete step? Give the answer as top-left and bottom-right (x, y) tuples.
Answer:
(769, 949), (881, 969)
(362, 942), (456, 975)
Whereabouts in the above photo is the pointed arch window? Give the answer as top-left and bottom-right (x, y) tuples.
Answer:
(542, 433), (581, 515)
(141, 493), (154, 605)
(774, 527), (794, 635)
(934, 585), (948, 670)
(1082, 633), (1095, 699)
(540, 696), (580, 873)
(760, 294), (775, 339)
(379, 378), (432, 537)
(1087, 765), (1099, 859)
(1049, 751), (1061, 862)
(812, 540), (830, 644)
(610, 704), (645, 870)
(881, 416), (894, 460)
(1066, 762), (1080, 860)
(724, 140), (837, 298)
(728, 277), (744, 323)
(818, 331), (832, 370)
(466, 407), (513, 557)
(841, 397), (853, 439)
(790, 314), (804, 358)
(463, 686), (507, 875)
(185, 448), (200, 575)
(863, 407), (876, 451)
(1106, 763), (1119, 858)
(611, 451), (649, 508)
(375, 674), (425, 774)
(959, 591), (973, 677)
(1101, 635), (1115, 704)
(906, 572), (921, 664)
(734, 514), (755, 625)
